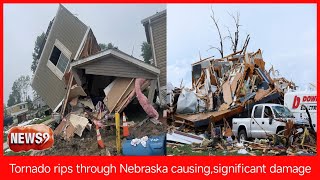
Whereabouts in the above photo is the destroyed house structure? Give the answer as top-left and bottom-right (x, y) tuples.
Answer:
(32, 5), (161, 118)
(32, 5), (89, 109)
(169, 49), (297, 129)
(142, 10), (167, 105)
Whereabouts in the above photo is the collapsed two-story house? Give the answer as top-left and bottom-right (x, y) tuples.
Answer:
(32, 5), (165, 116)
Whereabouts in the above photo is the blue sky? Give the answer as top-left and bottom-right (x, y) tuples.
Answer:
(167, 4), (316, 89)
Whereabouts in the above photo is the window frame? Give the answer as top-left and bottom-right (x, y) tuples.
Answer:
(47, 39), (72, 80)
(263, 106), (273, 118)
(253, 105), (263, 118)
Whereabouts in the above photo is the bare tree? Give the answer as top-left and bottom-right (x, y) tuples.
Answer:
(225, 12), (240, 53)
(210, 10), (251, 56)
(209, 7), (224, 58)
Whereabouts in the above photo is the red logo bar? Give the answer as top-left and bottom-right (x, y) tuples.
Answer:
(7, 124), (54, 152)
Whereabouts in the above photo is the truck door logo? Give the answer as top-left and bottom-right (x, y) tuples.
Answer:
(292, 95), (317, 109)
(292, 96), (300, 109)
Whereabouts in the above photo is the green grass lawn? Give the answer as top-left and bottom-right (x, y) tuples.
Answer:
(3, 132), (7, 142)
(167, 144), (264, 156)
(32, 115), (51, 124)
(4, 150), (32, 156)
(167, 145), (209, 156)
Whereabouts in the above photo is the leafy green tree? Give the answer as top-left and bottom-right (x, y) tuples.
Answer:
(7, 75), (31, 107)
(26, 95), (32, 110)
(99, 43), (107, 51)
(99, 43), (118, 51)
(31, 32), (46, 74)
(18, 75), (30, 102)
(7, 82), (21, 107)
(4, 104), (9, 118)
(7, 93), (16, 107)
(141, 41), (152, 64)
(107, 43), (117, 49)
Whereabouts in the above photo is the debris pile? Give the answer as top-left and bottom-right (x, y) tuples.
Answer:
(167, 119), (316, 156)
(28, 5), (169, 156)
(165, 49), (316, 156)
(48, 74), (166, 155)
(167, 49), (296, 129)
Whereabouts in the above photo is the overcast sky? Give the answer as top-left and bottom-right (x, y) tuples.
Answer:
(4, 4), (165, 104)
(167, 4), (316, 90)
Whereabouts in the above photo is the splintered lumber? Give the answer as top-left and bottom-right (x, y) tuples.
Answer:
(222, 80), (232, 105)
(230, 73), (242, 95)
(174, 106), (243, 127)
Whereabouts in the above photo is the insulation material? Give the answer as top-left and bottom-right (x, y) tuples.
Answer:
(115, 80), (150, 112)
(135, 78), (159, 119)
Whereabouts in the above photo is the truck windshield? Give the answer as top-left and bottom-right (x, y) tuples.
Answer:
(272, 106), (295, 118)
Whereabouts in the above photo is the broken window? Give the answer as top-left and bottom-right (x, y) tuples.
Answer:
(49, 46), (61, 65)
(263, 106), (272, 118)
(49, 45), (69, 73)
(272, 106), (295, 118)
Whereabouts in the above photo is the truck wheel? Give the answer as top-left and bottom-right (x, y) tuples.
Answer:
(238, 129), (247, 141)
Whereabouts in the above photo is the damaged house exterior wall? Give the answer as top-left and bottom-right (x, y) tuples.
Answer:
(142, 10), (167, 105)
(71, 49), (159, 80)
(31, 5), (89, 109)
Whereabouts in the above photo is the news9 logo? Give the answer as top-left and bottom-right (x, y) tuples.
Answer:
(7, 124), (54, 152)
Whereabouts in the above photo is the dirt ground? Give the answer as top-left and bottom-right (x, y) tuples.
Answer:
(33, 127), (117, 156)
(32, 102), (168, 156)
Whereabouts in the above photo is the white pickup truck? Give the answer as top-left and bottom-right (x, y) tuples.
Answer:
(232, 103), (301, 140)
